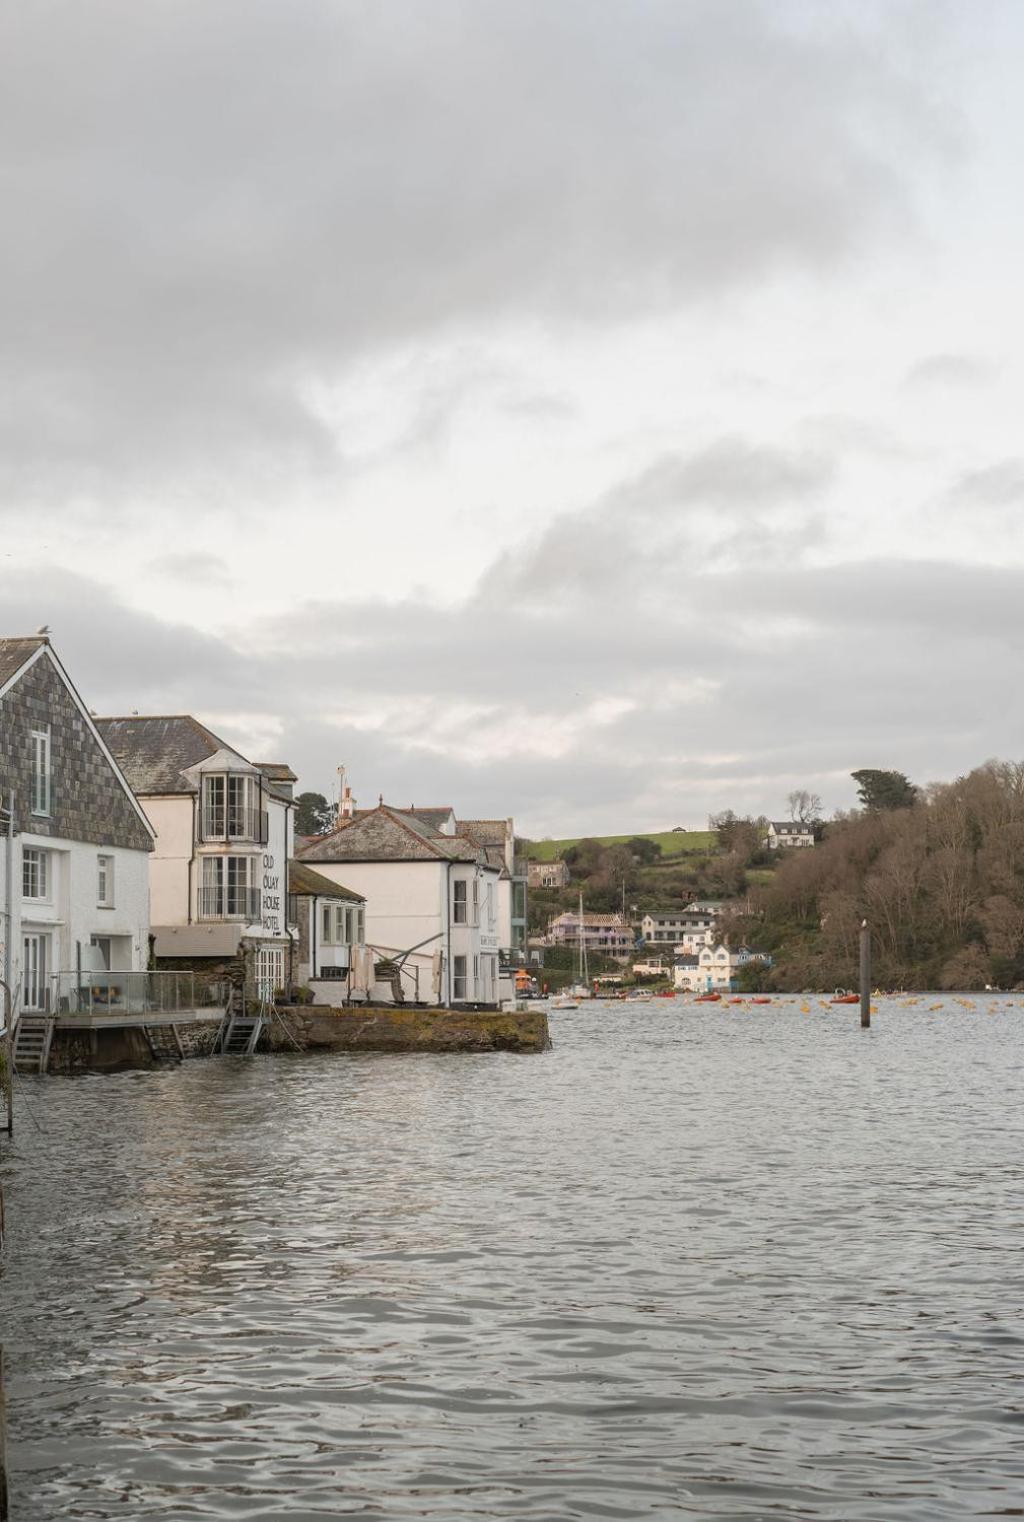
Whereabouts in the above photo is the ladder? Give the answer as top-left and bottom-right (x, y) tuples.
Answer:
(143, 1023), (184, 1064)
(218, 1013), (263, 1055)
(12, 1015), (55, 1075)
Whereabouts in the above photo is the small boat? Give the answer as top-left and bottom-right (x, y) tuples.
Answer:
(830, 993), (860, 1005)
(751, 997), (772, 1005)
(656, 990), (676, 999)
(694, 992), (722, 1003)
(551, 998), (579, 1010)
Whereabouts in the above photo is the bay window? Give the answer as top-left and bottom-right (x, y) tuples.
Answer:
(200, 855), (259, 919)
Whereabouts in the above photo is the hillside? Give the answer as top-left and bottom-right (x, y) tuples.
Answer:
(526, 829), (717, 861)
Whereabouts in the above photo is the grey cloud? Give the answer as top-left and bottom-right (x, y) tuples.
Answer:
(947, 460), (1024, 510)
(148, 552), (233, 585)
(906, 353), (997, 389)
(0, 0), (950, 504)
(5, 539), (1021, 833)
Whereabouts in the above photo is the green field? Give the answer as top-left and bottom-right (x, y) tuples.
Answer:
(525, 830), (718, 861)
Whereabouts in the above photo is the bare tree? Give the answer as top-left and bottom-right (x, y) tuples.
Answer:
(787, 789), (823, 824)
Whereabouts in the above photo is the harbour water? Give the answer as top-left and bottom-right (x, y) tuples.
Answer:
(2, 997), (1023, 1520)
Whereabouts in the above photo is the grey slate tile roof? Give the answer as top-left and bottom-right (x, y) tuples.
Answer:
(96, 715), (236, 794)
(0, 636), (47, 688)
(299, 805), (480, 864)
(288, 861), (364, 902)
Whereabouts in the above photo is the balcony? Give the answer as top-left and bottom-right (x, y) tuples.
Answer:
(197, 805), (269, 845)
(48, 970), (224, 1022)
(199, 885), (262, 922)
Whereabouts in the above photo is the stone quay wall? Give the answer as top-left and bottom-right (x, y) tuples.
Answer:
(266, 1004), (551, 1055)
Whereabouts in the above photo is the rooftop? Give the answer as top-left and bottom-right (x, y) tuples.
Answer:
(288, 861), (364, 902)
(96, 715), (238, 794)
(0, 635), (48, 688)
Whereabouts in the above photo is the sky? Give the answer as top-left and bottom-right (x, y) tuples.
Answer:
(3, 0), (1024, 837)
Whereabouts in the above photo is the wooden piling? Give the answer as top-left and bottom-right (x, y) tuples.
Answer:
(859, 920), (871, 1028)
(0, 1344), (8, 1521)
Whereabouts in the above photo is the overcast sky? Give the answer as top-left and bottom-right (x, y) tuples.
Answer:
(3, 1), (1023, 835)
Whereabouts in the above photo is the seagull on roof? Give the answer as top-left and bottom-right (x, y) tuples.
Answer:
(36, 624), (50, 634)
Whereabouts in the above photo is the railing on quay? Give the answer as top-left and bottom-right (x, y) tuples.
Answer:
(48, 970), (225, 1019)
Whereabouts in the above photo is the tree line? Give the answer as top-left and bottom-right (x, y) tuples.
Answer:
(732, 761), (1024, 990)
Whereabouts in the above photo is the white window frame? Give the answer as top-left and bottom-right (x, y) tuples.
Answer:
(452, 954), (467, 1000)
(22, 847), (49, 902)
(30, 727), (51, 816)
(453, 879), (467, 924)
(471, 878), (479, 927)
(22, 932), (50, 1010)
(97, 853), (115, 908)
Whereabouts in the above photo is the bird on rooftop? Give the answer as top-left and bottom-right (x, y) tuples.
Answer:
(36, 624), (50, 634)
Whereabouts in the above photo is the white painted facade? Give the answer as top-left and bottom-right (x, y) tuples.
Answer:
(309, 856), (503, 1005)
(674, 935), (754, 992)
(1, 833), (151, 1011)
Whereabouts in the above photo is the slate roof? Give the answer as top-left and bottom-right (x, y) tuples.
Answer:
(256, 763), (297, 782)
(460, 818), (508, 846)
(288, 861), (364, 902)
(96, 715), (238, 794)
(770, 821), (813, 833)
(298, 805), (480, 864)
(0, 636), (47, 689)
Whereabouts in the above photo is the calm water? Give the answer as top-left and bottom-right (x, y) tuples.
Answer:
(2, 997), (1023, 1521)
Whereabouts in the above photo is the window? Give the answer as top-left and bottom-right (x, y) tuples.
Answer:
(22, 847), (48, 900)
(97, 854), (114, 908)
(200, 856), (258, 919)
(452, 954), (467, 1000)
(472, 954), (479, 995)
(201, 774), (263, 841)
(471, 878), (479, 926)
(486, 880), (496, 929)
(30, 727), (51, 815)
(255, 947), (285, 999)
(320, 902), (365, 944)
(453, 879), (467, 924)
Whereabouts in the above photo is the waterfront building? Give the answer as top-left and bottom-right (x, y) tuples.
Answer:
(288, 860), (366, 999)
(298, 803), (508, 1006)
(674, 936), (767, 992)
(766, 821), (815, 850)
(0, 636), (154, 1013)
(546, 910), (634, 962)
(527, 859), (570, 889)
(97, 715), (296, 995)
(639, 902), (722, 951)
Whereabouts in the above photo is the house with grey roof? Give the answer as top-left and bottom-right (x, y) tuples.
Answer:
(97, 714), (297, 996)
(765, 821), (815, 850)
(0, 636), (155, 1024)
(288, 860), (366, 998)
(298, 803), (509, 1006)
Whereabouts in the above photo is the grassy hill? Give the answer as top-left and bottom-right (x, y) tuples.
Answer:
(525, 829), (718, 861)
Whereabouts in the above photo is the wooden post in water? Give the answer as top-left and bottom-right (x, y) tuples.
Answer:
(859, 919), (871, 1028)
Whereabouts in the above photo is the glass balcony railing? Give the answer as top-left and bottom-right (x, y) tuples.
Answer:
(48, 970), (223, 1018)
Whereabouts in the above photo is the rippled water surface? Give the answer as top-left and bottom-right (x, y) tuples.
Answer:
(3, 997), (1024, 1520)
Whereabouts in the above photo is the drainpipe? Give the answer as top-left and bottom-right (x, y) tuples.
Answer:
(445, 861), (452, 1008)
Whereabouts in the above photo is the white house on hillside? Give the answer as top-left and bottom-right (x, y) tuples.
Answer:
(0, 637), (154, 1016)
(766, 821), (815, 850)
(298, 804), (508, 1006)
(97, 715), (296, 996)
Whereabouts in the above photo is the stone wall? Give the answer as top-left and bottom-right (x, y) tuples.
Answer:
(47, 1017), (222, 1073)
(266, 1004), (550, 1054)
(0, 652), (153, 851)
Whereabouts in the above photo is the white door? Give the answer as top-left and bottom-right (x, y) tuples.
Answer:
(255, 947), (285, 999)
(22, 933), (49, 1011)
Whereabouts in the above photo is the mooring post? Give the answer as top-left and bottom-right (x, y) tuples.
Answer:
(859, 919), (871, 1028)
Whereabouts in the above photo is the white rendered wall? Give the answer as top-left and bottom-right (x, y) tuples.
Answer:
(142, 795), (194, 927)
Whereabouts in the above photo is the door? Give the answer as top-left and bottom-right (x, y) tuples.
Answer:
(22, 933), (49, 1011)
(255, 947), (285, 1000)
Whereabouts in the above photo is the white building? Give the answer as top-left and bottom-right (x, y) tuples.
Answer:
(288, 860), (366, 1001)
(674, 934), (758, 992)
(97, 715), (296, 995)
(0, 637), (154, 1017)
(298, 804), (507, 1005)
(766, 821), (815, 850)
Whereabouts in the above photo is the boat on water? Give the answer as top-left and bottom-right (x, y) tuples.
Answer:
(830, 992), (860, 1005)
(551, 998), (579, 1010)
(625, 988), (653, 1002)
(694, 991), (722, 1003)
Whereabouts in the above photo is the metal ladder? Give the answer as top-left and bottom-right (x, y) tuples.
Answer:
(12, 1015), (55, 1075)
(217, 985), (264, 1055)
(143, 1024), (184, 1063)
